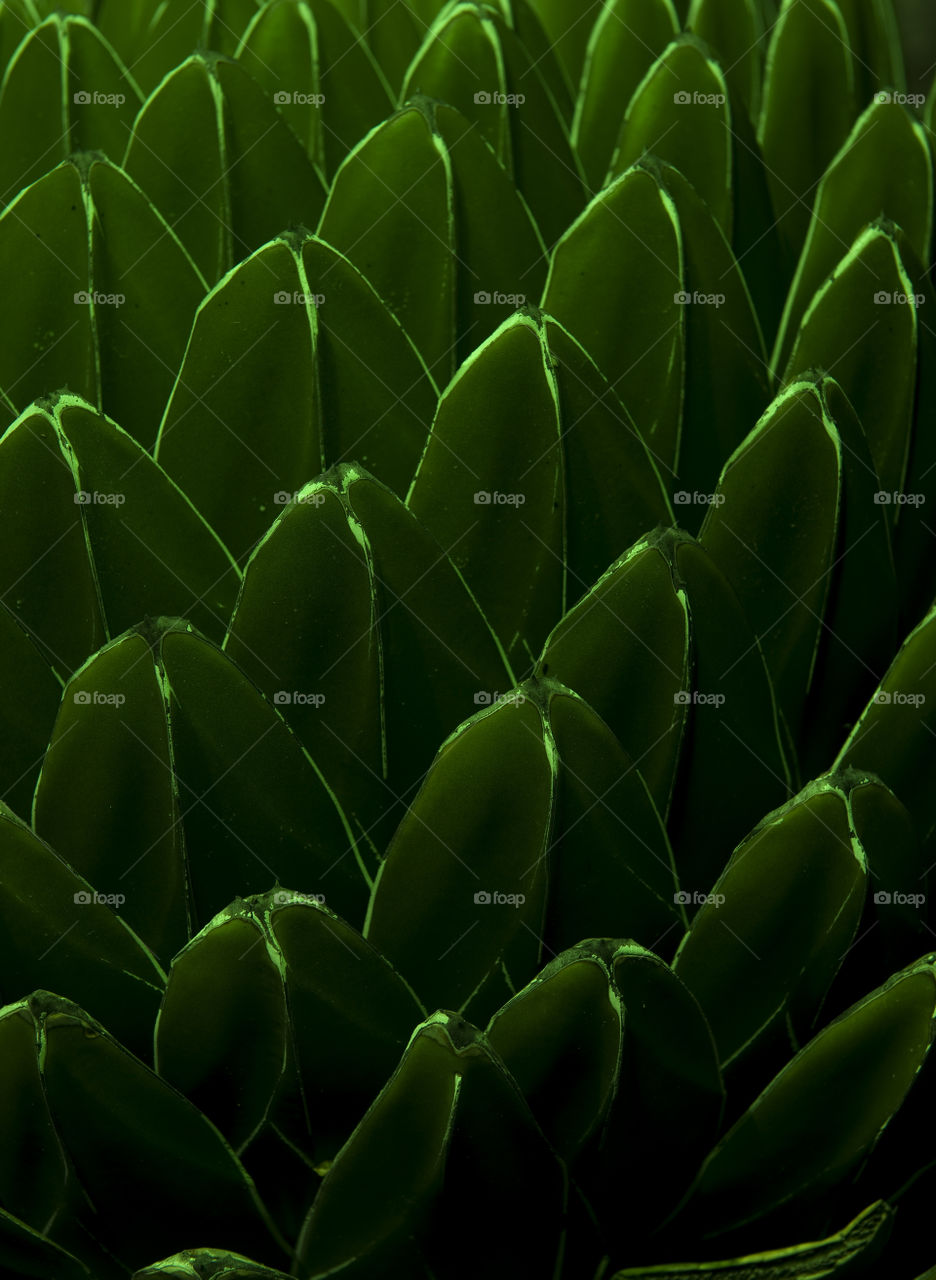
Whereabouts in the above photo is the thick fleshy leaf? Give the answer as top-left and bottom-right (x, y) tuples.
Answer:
(330, 0), (440, 94)
(542, 164), (684, 481)
(35, 993), (288, 1270)
(835, 0), (906, 100)
(401, 3), (586, 246)
(0, 396), (240, 670)
(835, 600), (936, 851)
(0, 15), (141, 209)
(155, 891), (424, 1161)
(0, 3), (41, 81)
(757, 0), (857, 259)
(0, 1207), (92, 1280)
(699, 380), (841, 744)
(365, 693), (552, 1020)
(666, 534), (791, 895)
(407, 309), (674, 666)
(487, 942), (622, 1161)
(536, 532), (690, 818)
(522, 0), (598, 92)
(673, 774), (868, 1068)
(295, 1013), (571, 1280)
(133, 1253), (292, 1280)
(572, 0), (679, 191)
(155, 233), (437, 559)
(124, 53), (326, 286)
(593, 944), (725, 1240)
(782, 225), (918, 503)
(318, 97), (546, 383)
(0, 803), (165, 1060)
(608, 1201), (893, 1278)
(0, 604), (62, 818)
(33, 619), (369, 960)
(680, 956), (936, 1234)
(607, 36), (732, 239)
(237, 0), (393, 179)
(95, 0), (263, 94)
(226, 466), (512, 859)
(772, 99), (932, 377)
(687, 0), (766, 119)
(0, 154), (207, 448)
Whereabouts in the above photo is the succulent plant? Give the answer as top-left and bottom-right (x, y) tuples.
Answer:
(1, 0), (936, 1275)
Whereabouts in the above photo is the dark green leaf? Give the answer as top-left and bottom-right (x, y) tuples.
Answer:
(835, 0), (906, 100)
(0, 603), (62, 817)
(687, 0), (766, 119)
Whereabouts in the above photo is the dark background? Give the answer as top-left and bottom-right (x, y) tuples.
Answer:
(896, 0), (936, 94)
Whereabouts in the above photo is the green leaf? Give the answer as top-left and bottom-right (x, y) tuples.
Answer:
(607, 1200), (893, 1277)
(520, 0), (598, 92)
(593, 944), (725, 1239)
(571, 0), (680, 193)
(401, 3), (586, 246)
(679, 955), (936, 1234)
(757, 0), (857, 260)
(665, 533), (791, 895)
(536, 532), (690, 818)
(834, 0), (906, 100)
(486, 942), (622, 1162)
(155, 890), (424, 1162)
(771, 98), (932, 378)
(155, 232), (437, 560)
(225, 465), (512, 859)
(33, 619), (369, 960)
(365, 693), (552, 1019)
(407, 309), (673, 667)
(782, 225), (918, 503)
(318, 97), (546, 383)
(699, 380), (842, 745)
(124, 53), (327, 286)
(35, 992), (288, 1271)
(687, 0), (766, 120)
(835, 600), (936, 851)
(0, 396), (240, 670)
(0, 1207), (92, 1280)
(0, 3), (41, 83)
(0, 804), (165, 1059)
(607, 35), (732, 240)
(329, 0), (438, 94)
(95, 0), (263, 94)
(0, 603), (62, 818)
(294, 1012), (571, 1280)
(673, 773), (868, 1068)
(542, 163), (685, 482)
(0, 153), (207, 449)
(132, 1252), (293, 1280)
(236, 0), (393, 179)
(0, 14), (141, 209)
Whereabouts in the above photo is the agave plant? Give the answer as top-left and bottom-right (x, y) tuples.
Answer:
(1, 0), (936, 1275)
